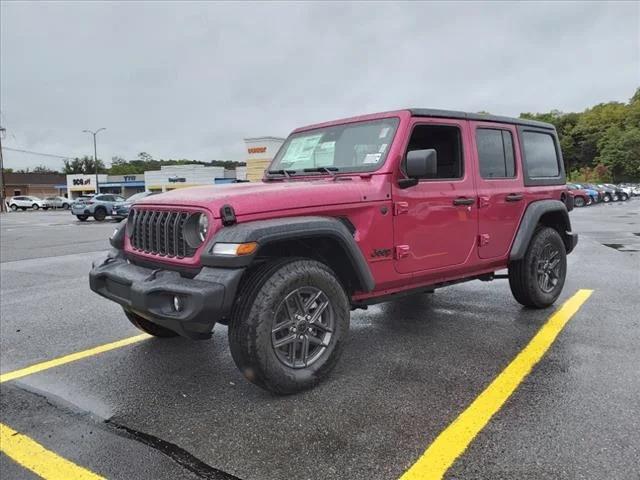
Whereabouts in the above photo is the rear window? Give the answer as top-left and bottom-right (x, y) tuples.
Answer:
(522, 131), (559, 178)
(476, 129), (516, 178)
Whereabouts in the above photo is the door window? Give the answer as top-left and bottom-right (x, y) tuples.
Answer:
(404, 125), (463, 179)
(476, 129), (516, 178)
(522, 131), (559, 177)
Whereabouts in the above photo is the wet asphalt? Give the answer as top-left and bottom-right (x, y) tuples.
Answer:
(1, 201), (639, 479)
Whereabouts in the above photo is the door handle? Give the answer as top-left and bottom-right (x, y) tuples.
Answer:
(505, 193), (524, 202)
(453, 197), (475, 206)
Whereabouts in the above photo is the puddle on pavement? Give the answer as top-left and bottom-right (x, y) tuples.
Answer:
(603, 243), (639, 252)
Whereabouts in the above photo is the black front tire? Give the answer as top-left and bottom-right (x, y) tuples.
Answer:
(62, 203), (69, 209)
(10, 204), (17, 211)
(124, 309), (179, 338)
(508, 227), (567, 308)
(603, 194), (611, 203)
(94, 208), (107, 221)
(621, 193), (629, 201)
(228, 258), (350, 394)
(574, 196), (585, 207)
(32, 204), (39, 210)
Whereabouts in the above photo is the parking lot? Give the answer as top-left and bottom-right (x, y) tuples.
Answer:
(1, 201), (639, 479)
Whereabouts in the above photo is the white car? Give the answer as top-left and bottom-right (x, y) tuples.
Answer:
(7, 196), (48, 211)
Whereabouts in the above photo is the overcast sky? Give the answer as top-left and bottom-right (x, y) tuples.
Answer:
(1, 1), (638, 170)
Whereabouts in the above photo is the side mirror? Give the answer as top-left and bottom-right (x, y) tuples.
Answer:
(399, 149), (437, 188)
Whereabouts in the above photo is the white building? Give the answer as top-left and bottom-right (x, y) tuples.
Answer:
(144, 164), (243, 192)
(244, 137), (285, 182)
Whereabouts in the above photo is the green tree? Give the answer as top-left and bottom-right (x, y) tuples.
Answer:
(63, 156), (107, 174)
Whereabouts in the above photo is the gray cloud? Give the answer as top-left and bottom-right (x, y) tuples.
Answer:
(1, 0), (638, 170)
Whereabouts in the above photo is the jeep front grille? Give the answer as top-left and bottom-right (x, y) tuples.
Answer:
(128, 209), (197, 258)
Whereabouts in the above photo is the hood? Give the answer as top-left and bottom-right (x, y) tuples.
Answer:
(135, 177), (389, 218)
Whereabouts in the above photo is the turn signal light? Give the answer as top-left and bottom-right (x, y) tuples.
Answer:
(212, 242), (258, 256)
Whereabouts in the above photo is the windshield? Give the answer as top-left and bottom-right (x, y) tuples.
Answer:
(268, 118), (399, 175)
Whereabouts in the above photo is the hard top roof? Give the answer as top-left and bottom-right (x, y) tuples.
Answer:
(409, 108), (555, 129)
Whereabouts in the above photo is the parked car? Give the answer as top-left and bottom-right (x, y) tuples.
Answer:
(567, 184), (592, 207)
(604, 184), (630, 201)
(7, 196), (48, 211)
(111, 191), (159, 219)
(571, 183), (601, 204)
(594, 184), (617, 202)
(71, 193), (126, 221)
(43, 196), (72, 209)
(91, 108), (578, 394)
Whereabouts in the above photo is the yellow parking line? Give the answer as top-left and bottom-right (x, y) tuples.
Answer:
(0, 422), (105, 479)
(0, 334), (150, 383)
(400, 289), (593, 480)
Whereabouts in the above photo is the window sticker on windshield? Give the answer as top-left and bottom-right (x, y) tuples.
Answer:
(282, 135), (323, 164)
(379, 143), (388, 153)
(363, 153), (382, 164)
(379, 127), (390, 138)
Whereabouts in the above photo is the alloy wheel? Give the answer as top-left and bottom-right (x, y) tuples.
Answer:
(537, 243), (561, 293)
(271, 286), (334, 369)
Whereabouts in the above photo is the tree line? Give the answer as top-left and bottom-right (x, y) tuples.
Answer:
(520, 87), (639, 182)
(4, 152), (245, 175)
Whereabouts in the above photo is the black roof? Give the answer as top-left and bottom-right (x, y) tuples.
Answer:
(409, 108), (555, 130)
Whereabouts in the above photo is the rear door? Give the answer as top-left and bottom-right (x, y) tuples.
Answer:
(471, 121), (526, 259)
(392, 118), (478, 273)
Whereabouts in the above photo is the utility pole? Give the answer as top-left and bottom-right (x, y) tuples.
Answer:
(0, 125), (6, 213)
(82, 128), (106, 194)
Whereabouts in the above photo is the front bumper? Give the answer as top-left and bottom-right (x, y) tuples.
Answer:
(89, 250), (244, 339)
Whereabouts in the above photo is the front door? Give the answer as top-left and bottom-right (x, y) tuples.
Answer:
(471, 121), (526, 259)
(392, 119), (478, 274)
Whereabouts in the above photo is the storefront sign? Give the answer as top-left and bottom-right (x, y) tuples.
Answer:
(168, 176), (186, 183)
(248, 146), (267, 154)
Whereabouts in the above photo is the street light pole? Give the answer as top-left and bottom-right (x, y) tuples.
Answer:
(83, 128), (106, 195)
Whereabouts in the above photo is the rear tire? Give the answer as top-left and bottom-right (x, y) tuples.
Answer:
(94, 208), (107, 221)
(603, 194), (611, 203)
(228, 258), (350, 394)
(124, 309), (179, 337)
(76, 215), (89, 221)
(32, 204), (39, 210)
(508, 227), (567, 308)
(62, 203), (69, 209)
(621, 193), (629, 201)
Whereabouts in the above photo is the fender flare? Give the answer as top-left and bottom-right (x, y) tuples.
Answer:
(201, 216), (375, 292)
(510, 200), (577, 261)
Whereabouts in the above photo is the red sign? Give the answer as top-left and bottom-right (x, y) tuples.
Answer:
(248, 147), (267, 154)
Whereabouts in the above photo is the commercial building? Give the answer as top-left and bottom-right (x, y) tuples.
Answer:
(64, 164), (248, 198)
(66, 173), (147, 198)
(244, 137), (285, 181)
(144, 164), (247, 192)
(3, 172), (67, 199)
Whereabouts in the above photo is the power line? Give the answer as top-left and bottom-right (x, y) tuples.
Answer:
(1, 146), (73, 159)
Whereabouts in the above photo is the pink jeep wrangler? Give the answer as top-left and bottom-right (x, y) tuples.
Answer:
(91, 109), (577, 393)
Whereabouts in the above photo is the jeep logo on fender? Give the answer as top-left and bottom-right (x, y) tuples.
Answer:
(371, 248), (391, 258)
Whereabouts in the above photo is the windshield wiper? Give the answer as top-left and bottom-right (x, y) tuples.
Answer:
(267, 169), (296, 179)
(302, 167), (339, 177)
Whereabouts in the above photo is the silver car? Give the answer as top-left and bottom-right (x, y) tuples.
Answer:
(71, 194), (126, 222)
(43, 196), (72, 209)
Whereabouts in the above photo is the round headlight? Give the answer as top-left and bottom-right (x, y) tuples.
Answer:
(198, 214), (209, 242)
